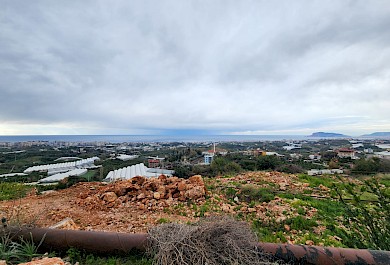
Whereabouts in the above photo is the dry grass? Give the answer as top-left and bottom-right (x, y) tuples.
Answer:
(147, 216), (284, 265)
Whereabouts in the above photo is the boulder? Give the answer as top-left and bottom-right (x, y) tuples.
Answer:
(185, 186), (205, 200)
(177, 181), (187, 191)
(114, 187), (128, 197)
(189, 175), (204, 185)
(102, 192), (117, 203)
(131, 176), (146, 185)
(158, 174), (167, 181)
(157, 185), (166, 197)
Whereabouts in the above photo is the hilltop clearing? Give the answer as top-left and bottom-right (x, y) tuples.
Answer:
(0, 172), (388, 248)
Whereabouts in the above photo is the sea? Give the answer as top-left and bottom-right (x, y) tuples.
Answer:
(0, 135), (309, 143)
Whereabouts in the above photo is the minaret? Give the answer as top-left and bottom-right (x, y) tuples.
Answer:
(213, 142), (216, 154)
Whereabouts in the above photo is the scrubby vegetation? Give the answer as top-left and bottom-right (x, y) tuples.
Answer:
(0, 183), (33, 201)
(335, 177), (390, 250)
(1, 172), (389, 264)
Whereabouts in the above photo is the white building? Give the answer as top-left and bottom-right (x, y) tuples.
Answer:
(204, 154), (214, 165)
(309, 154), (322, 160)
(116, 154), (139, 161)
(282, 143), (302, 151)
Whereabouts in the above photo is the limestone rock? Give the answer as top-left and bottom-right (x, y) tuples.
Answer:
(78, 174), (207, 211)
(102, 192), (117, 202)
(49, 217), (79, 230)
(189, 175), (204, 185)
(221, 204), (231, 213)
(248, 208), (256, 213)
(177, 181), (187, 191)
(185, 186), (205, 200)
(305, 240), (314, 246)
(19, 257), (65, 265)
(153, 192), (161, 200)
(319, 184), (329, 191)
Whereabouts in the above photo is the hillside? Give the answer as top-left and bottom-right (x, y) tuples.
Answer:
(308, 132), (350, 138)
(2, 171), (387, 248)
(361, 132), (390, 137)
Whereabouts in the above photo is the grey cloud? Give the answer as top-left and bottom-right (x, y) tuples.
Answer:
(0, 0), (390, 134)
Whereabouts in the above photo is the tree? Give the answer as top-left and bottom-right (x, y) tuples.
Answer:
(256, 156), (280, 170)
(352, 158), (380, 174)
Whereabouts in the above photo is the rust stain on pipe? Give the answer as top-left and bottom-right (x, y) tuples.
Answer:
(258, 242), (390, 265)
(8, 227), (390, 264)
(9, 227), (148, 254)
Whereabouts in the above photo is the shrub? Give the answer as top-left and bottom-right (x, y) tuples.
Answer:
(256, 156), (281, 170)
(0, 183), (33, 201)
(276, 164), (303, 174)
(335, 178), (390, 250)
(239, 186), (275, 203)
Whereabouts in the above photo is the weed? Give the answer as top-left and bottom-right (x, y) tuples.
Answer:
(66, 247), (82, 263)
(0, 182), (33, 201)
(0, 232), (47, 265)
(17, 233), (46, 261)
(224, 187), (237, 199)
(286, 216), (317, 231)
(298, 174), (336, 188)
(66, 248), (152, 265)
(157, 218), (170, 224)
(297, 207), (305, 215)
(239, 185), (275, 203)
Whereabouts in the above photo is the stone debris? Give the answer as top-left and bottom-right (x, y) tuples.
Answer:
(18, 257), (65, 265)
(0, 170), (341, 245)
(76, 175), (207, 211)
(49, 217), (79, 230)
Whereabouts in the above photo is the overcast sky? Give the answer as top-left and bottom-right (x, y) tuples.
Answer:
(1, 1), (390, 136)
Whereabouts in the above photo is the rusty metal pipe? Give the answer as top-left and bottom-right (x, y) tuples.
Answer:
(7, 227), (390, 264)
(258, 242), (390, 265)
(8, 227), (148, 254)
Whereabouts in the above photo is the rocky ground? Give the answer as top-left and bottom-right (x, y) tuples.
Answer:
(0, 171), (338, 242)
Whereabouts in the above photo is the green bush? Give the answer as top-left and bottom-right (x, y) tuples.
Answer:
(335, 178), (390, 250)
(256, 156), (280, 170)
(239, 186), (275, 203)
(0, 183), (33, 201)
(276, 164), (303, 174)
(210, 158), (242, 176)
(285, 216), (317, 231)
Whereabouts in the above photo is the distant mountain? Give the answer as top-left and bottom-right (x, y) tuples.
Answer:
(308, 132), (350, 138)
(361, 132), (390, 137)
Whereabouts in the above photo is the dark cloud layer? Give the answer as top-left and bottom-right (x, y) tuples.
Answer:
(1, 0), (390, 135)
